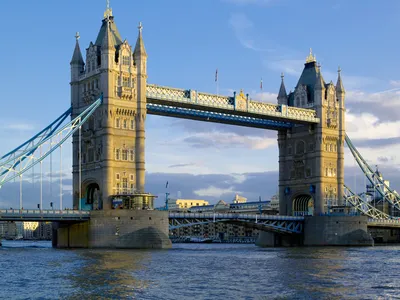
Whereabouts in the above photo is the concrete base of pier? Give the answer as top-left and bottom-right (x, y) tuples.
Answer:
(304, 215), (373, 246)
(255, 231), (303, 247)
(52, 210), (172, 249)
(256, 215), (374, 247)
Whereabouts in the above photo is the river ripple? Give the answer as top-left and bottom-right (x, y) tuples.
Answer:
(0, 241), (399, 299)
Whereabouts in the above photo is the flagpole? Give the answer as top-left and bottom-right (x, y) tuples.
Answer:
(215, 68), (219, 95)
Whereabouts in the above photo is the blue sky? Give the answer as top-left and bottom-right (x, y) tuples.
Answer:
(1, 0), (400, 208)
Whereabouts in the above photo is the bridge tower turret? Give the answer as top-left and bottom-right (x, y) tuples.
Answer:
(278, 49), (345, 216)
(336, 67), (346, 206)
(133, 22), (147, 193)
(277, 73), (288, 105)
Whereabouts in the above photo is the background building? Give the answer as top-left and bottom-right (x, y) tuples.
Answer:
(233, 194), (247, 204)
(0, 222), (17, 239)
(167, 198), (209, 210)
(23, 222), (39, 240)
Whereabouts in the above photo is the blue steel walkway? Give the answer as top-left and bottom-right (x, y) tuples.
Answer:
(168, 213), (305, 234)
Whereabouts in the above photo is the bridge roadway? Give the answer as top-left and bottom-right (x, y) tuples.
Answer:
(1, 210), (399, 231)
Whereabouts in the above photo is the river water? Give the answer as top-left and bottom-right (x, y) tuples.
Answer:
(0, 241), (399, 299)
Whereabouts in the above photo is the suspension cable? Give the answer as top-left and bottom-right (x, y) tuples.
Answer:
(79, 125), (82, 210)
(60, 144), (62, 210)
(40, 145), (42, 211)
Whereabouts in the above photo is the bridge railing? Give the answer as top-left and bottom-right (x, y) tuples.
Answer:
(0, 209), (90, 215)
(368, 218), (400, 224)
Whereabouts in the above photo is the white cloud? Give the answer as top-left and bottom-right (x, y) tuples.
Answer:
(346, 89), (400, 105)
(251, 91), (278, 102)
(390, 80), (400, 87)
(346, 111), (400, 140)
(194, 185), (237, 198)
(183, 131), (276, 150)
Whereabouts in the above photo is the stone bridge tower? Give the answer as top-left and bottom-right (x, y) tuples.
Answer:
(70, 7), (148, 210)
(277, 50), (345, 216)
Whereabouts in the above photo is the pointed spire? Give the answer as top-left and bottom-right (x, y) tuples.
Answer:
(70, 32), (84, 65)
(306, 48), (316, 63)
(278, 72), (287, 100)
(104, 0), (113, 20)
(315, 63), (325, 90)
(102, 20), (115, 51)
(336, 66), (345, 93)
(134, 22), (147, 57)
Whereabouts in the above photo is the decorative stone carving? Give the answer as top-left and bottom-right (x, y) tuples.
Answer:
(235, 90), (247, 111)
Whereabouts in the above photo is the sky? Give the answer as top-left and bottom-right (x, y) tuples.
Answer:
(1, 0), (400, 209)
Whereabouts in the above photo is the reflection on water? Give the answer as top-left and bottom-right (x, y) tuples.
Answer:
(66, 250), (151, 299)
(0, 241), (399, 299)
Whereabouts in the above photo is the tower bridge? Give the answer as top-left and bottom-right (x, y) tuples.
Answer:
(1, 4), (399, 248)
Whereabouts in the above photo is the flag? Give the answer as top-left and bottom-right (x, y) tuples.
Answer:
(260, 77), (263, 91)
(165, 181), (169, 188)
(215, 68), (218, 82)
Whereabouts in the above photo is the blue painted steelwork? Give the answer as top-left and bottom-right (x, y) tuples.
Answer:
(1, 108), (71, 159)
(147, 103), (293, 130)
(0, 96), (102, 186)
(168, 213), (304, 234)
(0, 108), (71, 174)
(345, 134), (400, 212)
(343, 184), (390, 219)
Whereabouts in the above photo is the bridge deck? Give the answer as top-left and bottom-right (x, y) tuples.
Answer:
(0, 209), (90, 222)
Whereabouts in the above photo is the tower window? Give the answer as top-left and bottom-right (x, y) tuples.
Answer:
(115, 149), (120, 160)
(129, 150), (134, 161)
(122, 178), (128, 193)
(115, 118), (120, 128)
(95, 79), (99, 89)
(130, 174), (134, 181)
(130, 119), (134, 130)
(123, 119), (127, 129)
(122, 150), (128, 161)
(116, 173), (120, 180)
(122, 56), (130, 66)
(123, 77), (130, 87)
